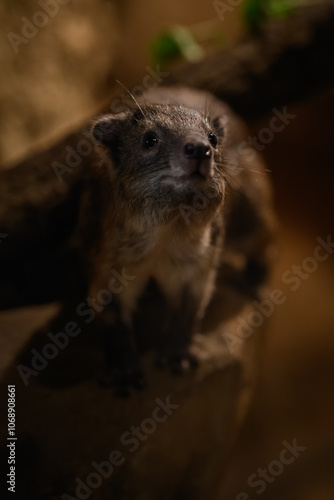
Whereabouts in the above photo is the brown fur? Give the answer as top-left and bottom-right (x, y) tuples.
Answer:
(78, 86), (274, 385)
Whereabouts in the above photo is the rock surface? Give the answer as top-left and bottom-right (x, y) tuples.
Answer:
(0, 283), (266, 499)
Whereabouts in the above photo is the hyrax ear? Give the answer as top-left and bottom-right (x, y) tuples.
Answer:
(92, 112), (128, 148)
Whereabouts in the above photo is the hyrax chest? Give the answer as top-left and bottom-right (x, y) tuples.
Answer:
(116, 221), (217, 320)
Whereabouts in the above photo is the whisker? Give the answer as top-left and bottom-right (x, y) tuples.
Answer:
(115, 79), (146, 119)
(204, 92), (210, 121)
(245, 168), (269, 176)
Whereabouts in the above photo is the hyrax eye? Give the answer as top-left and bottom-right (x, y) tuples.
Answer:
(208, 133), (218, 148)
(142, 132), (158, 149)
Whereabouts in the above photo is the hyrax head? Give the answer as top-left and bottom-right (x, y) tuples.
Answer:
(92, 104), (227, 223)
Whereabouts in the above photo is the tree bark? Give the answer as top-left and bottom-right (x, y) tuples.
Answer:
(1, 3), (334, 308)
(166, 3), (334, 121)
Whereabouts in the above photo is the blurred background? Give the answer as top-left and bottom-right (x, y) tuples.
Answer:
(1, 0), (334, 498)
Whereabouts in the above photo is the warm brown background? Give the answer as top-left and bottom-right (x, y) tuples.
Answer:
(220, 87), (334, 500)
(1, 0), (334, 498)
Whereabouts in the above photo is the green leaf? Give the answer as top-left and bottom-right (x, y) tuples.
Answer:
(244, 0), (266, 30)
(244, 0), (296, 29)
(268, 0), (294, 17)
(150, 26), (204, 67)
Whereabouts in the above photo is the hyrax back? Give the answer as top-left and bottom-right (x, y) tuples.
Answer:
(79, 86), (274, 390)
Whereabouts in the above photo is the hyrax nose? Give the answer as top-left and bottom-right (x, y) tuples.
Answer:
(183, 141), (211, 159)
(180, 138), (213, 178)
